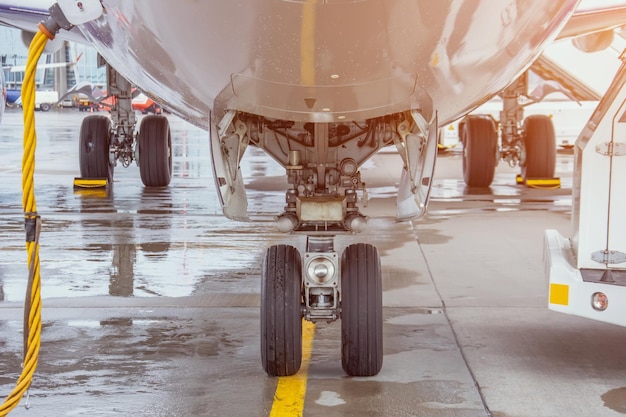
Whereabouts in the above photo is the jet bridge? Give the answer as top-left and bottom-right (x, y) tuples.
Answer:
(544, 49), (626, 327)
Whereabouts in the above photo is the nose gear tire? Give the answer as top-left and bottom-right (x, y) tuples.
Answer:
(261, 244), (303, 377)
(341, 243), (383, 376)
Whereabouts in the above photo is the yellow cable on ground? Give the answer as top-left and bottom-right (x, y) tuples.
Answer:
(0, 30), (47, 417)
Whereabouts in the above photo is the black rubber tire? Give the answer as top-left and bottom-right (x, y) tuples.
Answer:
(40, 103), (51, 112)
(79, 115), (113, 182)
(521, 115), (556, 180)
(341, 243), (383, 376)
(261, 244), (303, 377)
(462, 115), (498, 187)
(138, 115), (172, 187)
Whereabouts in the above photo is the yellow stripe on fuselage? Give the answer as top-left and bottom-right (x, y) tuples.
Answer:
(301, 0), (317, 86)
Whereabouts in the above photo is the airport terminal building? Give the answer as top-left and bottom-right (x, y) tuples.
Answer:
(0, 26), (104, 99)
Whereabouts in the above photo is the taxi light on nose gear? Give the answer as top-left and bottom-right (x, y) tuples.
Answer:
(307, 257), (335, 285)
(314, 264), (329, 279)
(591, 292), (609, 311)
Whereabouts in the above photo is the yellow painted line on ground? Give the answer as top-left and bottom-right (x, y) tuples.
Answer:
(269, 320), (316, 417)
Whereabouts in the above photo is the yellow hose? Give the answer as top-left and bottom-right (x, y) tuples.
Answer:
(0, 30), (47, 416)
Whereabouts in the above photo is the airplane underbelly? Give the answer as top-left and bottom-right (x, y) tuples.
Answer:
(86, 0), (579, 128)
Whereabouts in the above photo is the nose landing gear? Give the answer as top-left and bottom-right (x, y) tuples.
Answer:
(259, 239), (383, 377)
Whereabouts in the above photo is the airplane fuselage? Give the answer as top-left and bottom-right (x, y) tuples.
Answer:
(71, 0), (581, 129)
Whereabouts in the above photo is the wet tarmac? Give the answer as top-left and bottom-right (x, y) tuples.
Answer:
(1, 109), (626, 416)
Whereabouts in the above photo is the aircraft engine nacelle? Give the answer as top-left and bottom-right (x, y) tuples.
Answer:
(21, 30), (64, 54)
(571, 30), (614, 53)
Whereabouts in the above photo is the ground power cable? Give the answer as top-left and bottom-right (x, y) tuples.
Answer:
(0, 29), (48, 416)
(2, 3), (104, 412)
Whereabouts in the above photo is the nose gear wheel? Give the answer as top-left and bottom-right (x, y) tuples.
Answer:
(341, 243), (383, 376)
(261, 244), (303, 376)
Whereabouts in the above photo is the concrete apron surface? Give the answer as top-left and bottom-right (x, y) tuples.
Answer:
(0, 110), (624, 417)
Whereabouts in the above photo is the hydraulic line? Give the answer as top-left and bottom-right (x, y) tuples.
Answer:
(0, 30), (48, 416)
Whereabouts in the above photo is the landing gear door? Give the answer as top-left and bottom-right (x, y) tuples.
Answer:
(396, 112), (438, 221)
(209, 113), (249, 221)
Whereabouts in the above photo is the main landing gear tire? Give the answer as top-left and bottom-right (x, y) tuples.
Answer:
(462, 115), (498, 187)
(79, 115), (113, 182)
(261, 244), (303, 377)
(521, 115), (556, 181)
(138, 115), (172, 187)
(341, 243), (383, 377)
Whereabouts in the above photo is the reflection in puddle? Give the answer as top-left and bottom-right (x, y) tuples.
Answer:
(67, 320), (101, 328)
(110, 244), (136, 296)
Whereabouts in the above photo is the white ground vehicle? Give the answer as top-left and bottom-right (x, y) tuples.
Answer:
(15, 90), (59, 111)
(545, 54), (626, 328)
(34, 90), (58, 111)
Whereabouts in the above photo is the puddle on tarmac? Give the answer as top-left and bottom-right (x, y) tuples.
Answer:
(602, 387), (626, 414)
